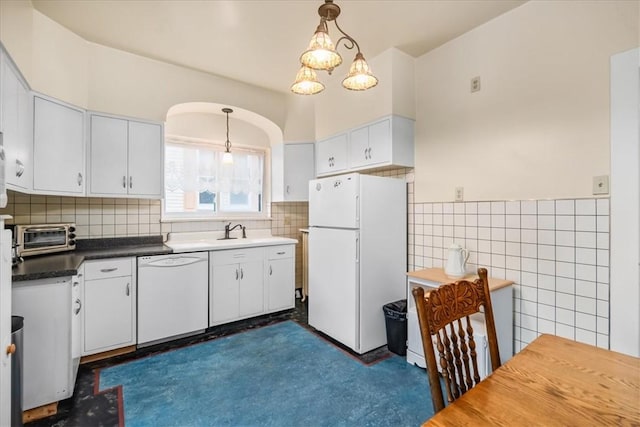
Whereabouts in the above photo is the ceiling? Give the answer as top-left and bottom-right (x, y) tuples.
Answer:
(31, 0), (526, 94)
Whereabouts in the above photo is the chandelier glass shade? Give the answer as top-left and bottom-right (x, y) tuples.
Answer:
(300, 22), (342, 72)
(342, 52), (378, 91)
(291, 0), (377, 95)
(291, 65), (325, 95)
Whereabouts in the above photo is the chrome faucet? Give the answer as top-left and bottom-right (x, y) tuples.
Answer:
(224, 223), (246, 239)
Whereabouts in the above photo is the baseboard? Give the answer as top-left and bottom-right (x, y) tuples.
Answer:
(23, 402), (58, 423)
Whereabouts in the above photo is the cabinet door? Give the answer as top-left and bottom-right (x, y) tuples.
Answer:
(1, 56), (31, 190)
(128, 121), (163, 197)
(267, 257), (295, 312)
(283, 143), (314, 200)
(211, 263), (241, 325)
(15, 78), (31, 190)
(315, 133), (348, 176)
(367, 118), (391, 166)
(33, 96), (85, 195)
(348, 125), (369, 169)
(83, 276), (134, 353)
(89, 115), (128, 196)
(238, 259), (264, 317)
(12, 278), (72, 410)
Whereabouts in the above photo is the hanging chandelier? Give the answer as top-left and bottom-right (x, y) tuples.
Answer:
(222, 107), (233, 164)
(291, 0), (378, 95)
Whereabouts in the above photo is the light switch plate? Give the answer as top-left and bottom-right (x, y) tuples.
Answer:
(592, 175), (609, 195)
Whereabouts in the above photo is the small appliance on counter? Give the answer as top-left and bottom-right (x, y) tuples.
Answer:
(14, 223), (76, 257)
(444, 243), (469, 278)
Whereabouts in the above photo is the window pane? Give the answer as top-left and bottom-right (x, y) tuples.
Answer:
(164, 139), (264, 218)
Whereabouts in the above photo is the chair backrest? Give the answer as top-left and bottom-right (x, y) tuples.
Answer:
(411, 268), (500, 413)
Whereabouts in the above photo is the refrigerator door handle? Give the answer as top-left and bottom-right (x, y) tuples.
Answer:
(355, 195), (360, 223)
(355, 237), (359, 262)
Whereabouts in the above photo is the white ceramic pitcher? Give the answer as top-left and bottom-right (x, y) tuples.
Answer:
(444, 243), (469, 278)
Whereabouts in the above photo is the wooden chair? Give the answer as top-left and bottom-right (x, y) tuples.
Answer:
(411, 268), (501, 413)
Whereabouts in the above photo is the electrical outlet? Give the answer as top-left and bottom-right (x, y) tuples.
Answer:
(455, 187), (464, 202)
(471, 76), (481, 93)
(592, 175), (609, 195)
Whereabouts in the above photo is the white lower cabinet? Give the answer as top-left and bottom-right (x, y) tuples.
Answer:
(210, 248), (264, 326)
(12, 277), (76, 410)
(210, 244), (296, 326)
(266, 245), (295, 312)
(82, 257), (136, 355)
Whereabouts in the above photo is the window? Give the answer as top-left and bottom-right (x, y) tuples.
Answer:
(164, 137), (265, 218)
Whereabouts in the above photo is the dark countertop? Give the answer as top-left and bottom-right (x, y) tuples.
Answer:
(12, 236), (172, 282)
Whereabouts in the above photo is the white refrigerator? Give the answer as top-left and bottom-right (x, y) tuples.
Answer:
(308, 173), (406, 354)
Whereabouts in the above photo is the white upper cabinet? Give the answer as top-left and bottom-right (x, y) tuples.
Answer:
(315, 133), (348, 176)
(0, 47), (32, 191)
(33, 94), (85, 195)
(89, 113), (163, 198)
(315, 115), (414, 177)
(348, 115), (414, 171)
(272, 142), (315, 201)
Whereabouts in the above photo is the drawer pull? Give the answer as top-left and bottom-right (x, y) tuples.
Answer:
(100, 267), (118, 273)
(277, 251), (286, 255)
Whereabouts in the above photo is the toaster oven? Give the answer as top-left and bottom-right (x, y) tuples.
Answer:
(16, 223), (76, 257)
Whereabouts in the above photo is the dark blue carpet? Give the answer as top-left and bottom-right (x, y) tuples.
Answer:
(98, 321), (432, 426)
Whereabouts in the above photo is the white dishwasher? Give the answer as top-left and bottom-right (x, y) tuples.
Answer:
(137, 252), (209, 346)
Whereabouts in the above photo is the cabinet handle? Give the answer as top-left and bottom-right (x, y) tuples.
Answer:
(240, 268), (244, 279)
(77, 172), (83, 186)
(286, 185), (290, 194)
(16, 159), (24, 177)
(122, 176), (127, 188)
(100, 267), (118, 273)
(73, 281), (79, 287)
(129, 176), (133, 189)
(269, 265), (272, 276)
(126, 283), (130, 296)
(74, 298), (82, 315)
(235, 269), (239, 280)
(0, 147), (4, 161)
(368, 147), (372, 159)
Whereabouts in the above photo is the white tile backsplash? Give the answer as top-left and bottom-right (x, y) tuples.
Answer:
(410, 197), (610, 352)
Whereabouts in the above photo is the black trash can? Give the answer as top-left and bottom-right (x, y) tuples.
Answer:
(11, 316), (23, 427)
(382, 299), (407, 356)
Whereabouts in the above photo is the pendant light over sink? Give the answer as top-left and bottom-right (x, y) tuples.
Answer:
(291, 0), (378, 95)
(222, 107), (233, 164)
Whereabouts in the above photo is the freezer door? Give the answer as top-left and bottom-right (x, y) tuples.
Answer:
(308, 227), (359, 351)
(309, 173), (359, 228)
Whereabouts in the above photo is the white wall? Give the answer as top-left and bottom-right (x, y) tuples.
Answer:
(414, 0), (639, 202)
(0, 6), (290, 134)
(0, 0), (33, 83)
(314, 47), (415, 140)
(283, 95), (315, 142)
(165, 112), (270, 148)
(610, 48), (640, 357)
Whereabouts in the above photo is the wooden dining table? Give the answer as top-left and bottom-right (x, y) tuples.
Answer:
(423, 334), (640, 426)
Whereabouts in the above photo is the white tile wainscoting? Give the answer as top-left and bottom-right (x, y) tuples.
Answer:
(408, 198), (610, 353)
